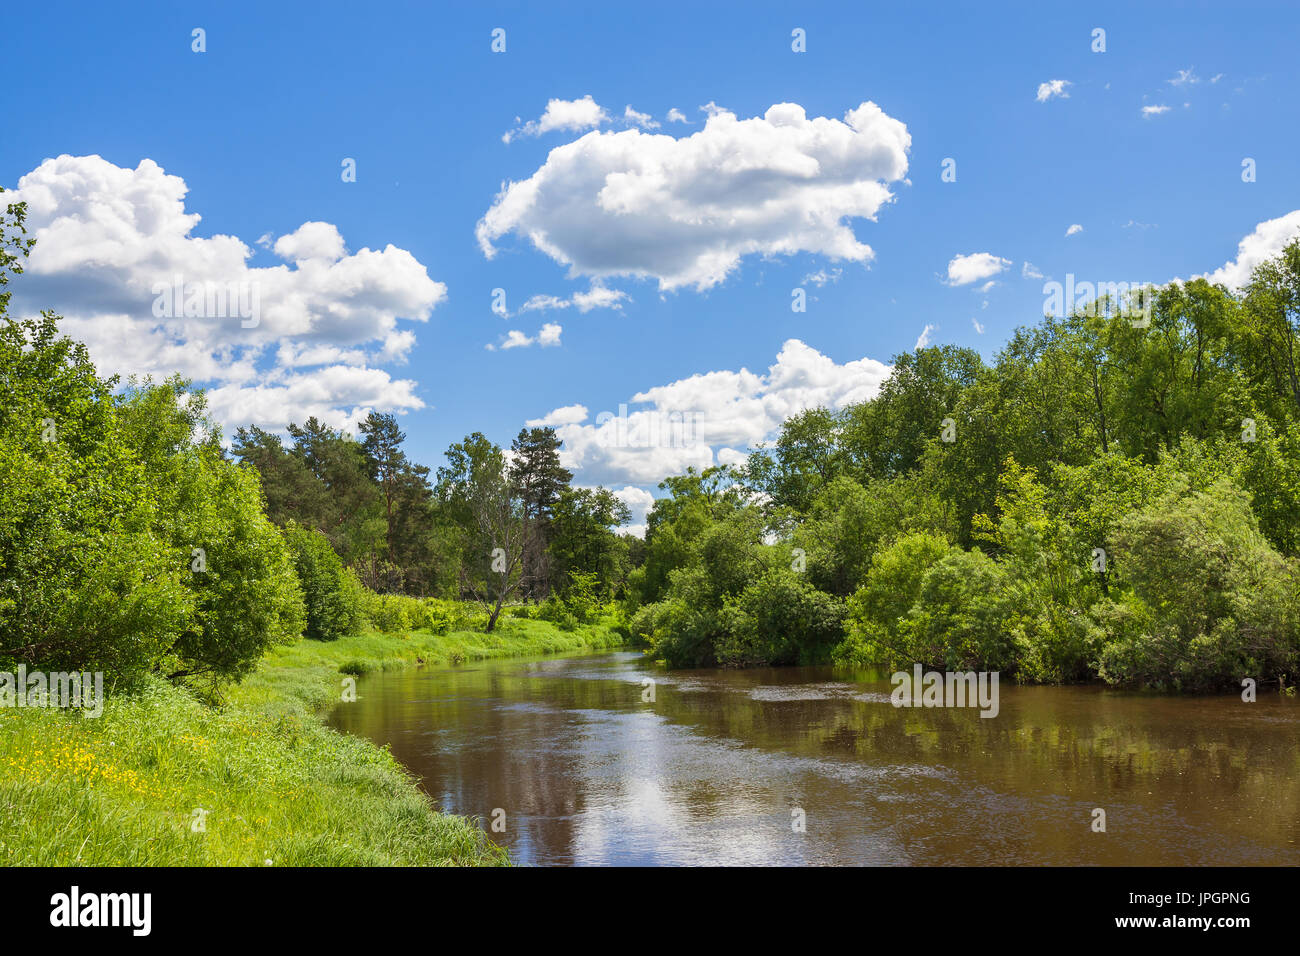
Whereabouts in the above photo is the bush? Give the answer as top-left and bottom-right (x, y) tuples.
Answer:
(0, 317), (193, 686)
(903, 548), (1019, 671)
(1, 314), (306, 688)
(837, 532), (951, 668)
(536, 595), (580, 631)
(716, 568), (845, 666)
(363, 593), (413, 634)
(1094, 479), (1300, 690)
(284, 524), (358, 642)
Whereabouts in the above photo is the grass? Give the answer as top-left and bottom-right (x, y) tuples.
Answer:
(0, 614), (626, 866)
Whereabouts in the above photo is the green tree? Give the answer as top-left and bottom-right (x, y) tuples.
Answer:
(284, 523), (361, 641)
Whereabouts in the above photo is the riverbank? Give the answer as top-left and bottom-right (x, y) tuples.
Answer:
(0, 616), (626, 866)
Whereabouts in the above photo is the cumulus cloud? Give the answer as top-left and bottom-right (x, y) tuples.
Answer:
(1169, 68), (1200, 86)
(945, 252), (1011, 286)
(972, 318), (985, 334)
(915, 324), (936, 349)
(526, 404), (589, 427)
(666, 107), (689, 124)
(477, 100), (911, 292)
(623, 105), (659, 129)
(7, 154), (446, 432)
(533, 338), (890, 487)
(1065, 223), (1083, 237)
(1142, 104), (1171, 117)
(610, 485), (656, 537)
(503, 95), (609, 143)
(489, 322), (563, 350)
(1022, 261), (1044, 279)
(1036, 79), (1071, 102)
(517, 283), (629, 315)
(1198, 209), (1300, 289)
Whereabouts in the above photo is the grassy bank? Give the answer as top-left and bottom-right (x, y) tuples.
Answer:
(0, 617), (626, 866)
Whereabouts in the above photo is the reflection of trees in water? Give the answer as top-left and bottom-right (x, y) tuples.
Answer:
(333, 657), (1300, 865)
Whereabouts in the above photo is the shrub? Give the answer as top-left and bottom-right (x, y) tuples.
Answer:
(903, 548), (1019, 671)
(716, 568), (845, 666)
(284, 524), (357, 642)
(1095, 479), (1300, 690)
(364, 593), (413, 634)
(837, 532), (951, 668)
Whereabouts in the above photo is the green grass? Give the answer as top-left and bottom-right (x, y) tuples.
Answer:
(0, 615), (625, 866)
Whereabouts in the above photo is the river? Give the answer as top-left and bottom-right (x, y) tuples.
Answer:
(328, 649), (1300, 865)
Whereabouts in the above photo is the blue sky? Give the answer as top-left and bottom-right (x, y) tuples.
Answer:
(4, 1), (1299, 530)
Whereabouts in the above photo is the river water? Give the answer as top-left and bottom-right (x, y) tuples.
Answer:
(328, 650), (1300, 866)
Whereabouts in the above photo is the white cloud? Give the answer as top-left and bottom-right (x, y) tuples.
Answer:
(273, 221), (347, 261)
(623, 105), (659, 129)
(534, 338), (890, 487)
(915, 324), (936, 349)
(666, 107), (689, 124)
(802, 267), (843, 287)
(490, 322), (564, 350)
(1036, 79), (1071, 102)
(503, 96), (609, 143)
(492, 330), (533, 350)
(518, 284), (630, 315)
(611, 485), (656, 530)
(526, 404), (589, 427)
(1022, 261), (1044, 279)
(8, 154), (445, 432)
(1065, 223), (1083, 237)
(1198, 209), (1300, 289)
(477, 100), (911, 292)
(537, 322), (563, 346)
(972, 318), (985, 334)
(945, 252), (1011, 286)
(572, 285), (629, 312)
(1169, 68), (1200, 86)
(1142, 104), (1171, 117)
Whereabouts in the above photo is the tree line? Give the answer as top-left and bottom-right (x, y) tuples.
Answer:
(4, 181), (1299, 694)
(0, 190), (636, 697)
(630, 243), (1300, 690)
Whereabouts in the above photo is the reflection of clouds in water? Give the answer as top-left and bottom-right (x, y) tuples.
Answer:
(488, 702), (929, 864)
(341, 649), (1300, 865)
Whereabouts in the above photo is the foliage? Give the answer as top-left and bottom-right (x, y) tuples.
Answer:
(1094, 479), (1300, 690)
(284, 524), (361, 642)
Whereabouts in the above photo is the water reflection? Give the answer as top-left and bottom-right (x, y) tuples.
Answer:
(328, 651), (1300, 866)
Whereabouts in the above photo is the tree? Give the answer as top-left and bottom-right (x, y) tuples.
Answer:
(1239, 240), (1300, 424)
(232, 425), (328, 528)
(744, 407), (846, 514)
(115, 379), (305, 685)
(0, 313), (192, 685)
(1095, 478), (1300, 690)
(437, 434), (528, 631)
(507, 426), (572, 600)
(284, 523), (361, 641)
(838, 532), (952, 668)
(359, 413), (410, 564)
(547, 487), (631, 598)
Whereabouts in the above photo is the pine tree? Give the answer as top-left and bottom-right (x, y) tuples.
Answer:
(507, 427), (572, 599)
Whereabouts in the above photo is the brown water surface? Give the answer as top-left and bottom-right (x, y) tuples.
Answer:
(328, 650), (1300, 865)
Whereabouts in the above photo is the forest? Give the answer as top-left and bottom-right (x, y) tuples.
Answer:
(3, 187), (1300, 696)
